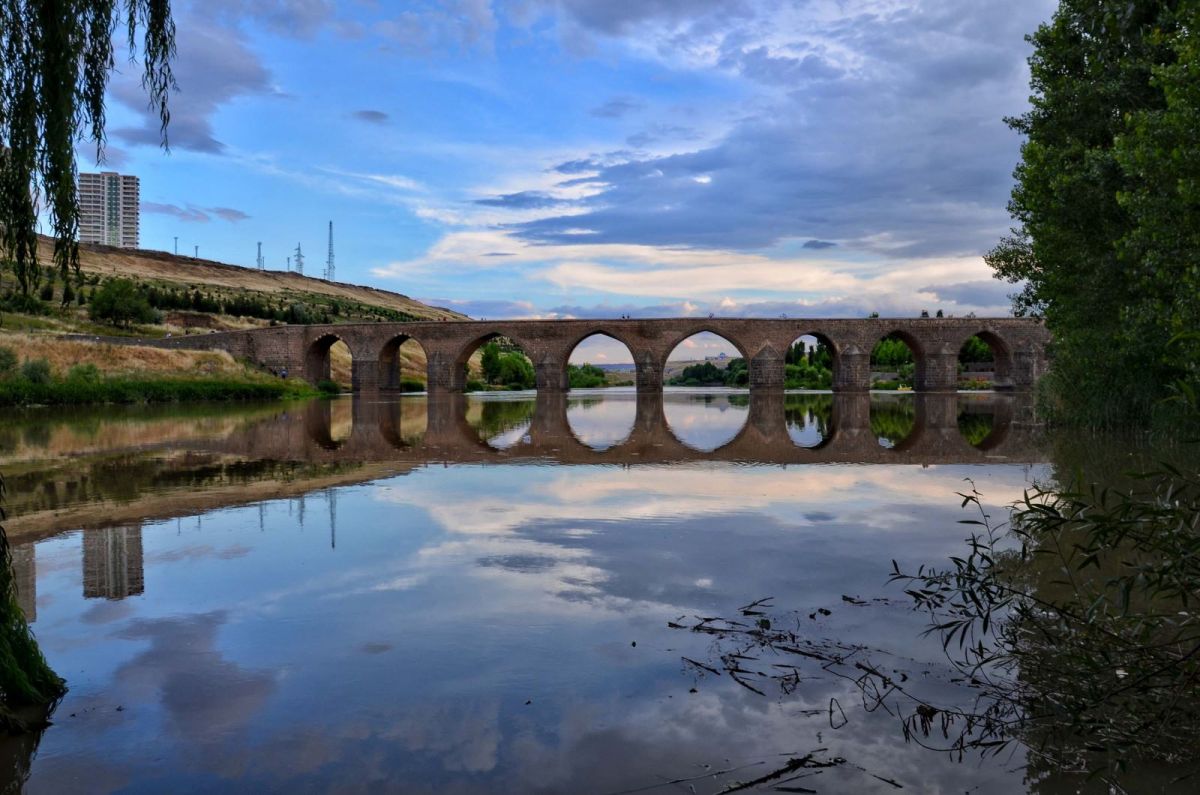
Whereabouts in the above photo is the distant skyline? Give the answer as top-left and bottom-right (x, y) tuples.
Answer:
(75, 0), (1055, 359)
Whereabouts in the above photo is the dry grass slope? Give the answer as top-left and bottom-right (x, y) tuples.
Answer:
(33, 236), (466, 321)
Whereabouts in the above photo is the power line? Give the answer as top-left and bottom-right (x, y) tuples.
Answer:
(325, 221), (335, 282)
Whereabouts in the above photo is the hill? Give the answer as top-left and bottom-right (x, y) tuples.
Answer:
(33, 236), (465, 322)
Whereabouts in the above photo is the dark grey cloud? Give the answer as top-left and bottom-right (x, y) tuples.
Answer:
(113, 17), (275, 154)
(802, 239), (836, 250)
(474, 190), (570, 210)
(142, 202), (250, 223)
(590, 97), (643, 118)
(352, 109), (390, 124)
(512, 0), (1054, 259)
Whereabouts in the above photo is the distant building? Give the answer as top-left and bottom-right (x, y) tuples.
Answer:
(77, 171), (140, 248)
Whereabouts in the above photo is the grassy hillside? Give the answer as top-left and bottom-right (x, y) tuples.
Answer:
(0, 238), (463, 389)
(42, 237), (464, 321)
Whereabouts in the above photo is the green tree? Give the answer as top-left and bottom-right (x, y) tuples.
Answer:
(480, 342), (502, 384)
(0, 2), (176, 297)
(89, 278), (157, 328)
(987, 0), (1198, 425)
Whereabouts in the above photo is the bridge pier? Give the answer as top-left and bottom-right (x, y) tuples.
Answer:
(749, 346), (785, 391)
(634, 351), (665, 393)
(833, 347), (871, 392)
(916, 347), (959, 393)
(351, 359), (380, 394)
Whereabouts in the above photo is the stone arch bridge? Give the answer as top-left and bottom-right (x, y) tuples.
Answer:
(158, 317), (1050, 393)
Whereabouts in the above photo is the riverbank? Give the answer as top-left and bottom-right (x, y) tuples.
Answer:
(0, 332), (314, 406)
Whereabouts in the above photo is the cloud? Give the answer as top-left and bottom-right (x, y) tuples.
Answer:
(920, 279), (1017, 308)
(473, 191), (571, 210)
(421, 298), (541, 319)
(210, 206), (252, 222)
(802, 239), (836, 250)
(351, 109), (390, 124)
(498, 0), (1051, 259)
(75, 144), (129, 170)
(375, 0), (498, 54)
(203, 0), (335, 37)
(590, 97), (643, 118)
(141, 202), (251, 223)
(112, 17), (277, 154)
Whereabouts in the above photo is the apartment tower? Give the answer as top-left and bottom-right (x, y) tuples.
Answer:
(77, 171), (140, 248)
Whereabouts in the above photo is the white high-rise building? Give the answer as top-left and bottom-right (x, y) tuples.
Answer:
(78, 171), (140, 248)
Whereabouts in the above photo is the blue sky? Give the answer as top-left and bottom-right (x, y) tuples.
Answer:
(84, 0), (1056, 358)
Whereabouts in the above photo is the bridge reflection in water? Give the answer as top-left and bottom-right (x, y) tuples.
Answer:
(289, 391), (1044, 466)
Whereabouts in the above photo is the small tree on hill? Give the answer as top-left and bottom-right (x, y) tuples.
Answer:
(89, 279), (157, 328)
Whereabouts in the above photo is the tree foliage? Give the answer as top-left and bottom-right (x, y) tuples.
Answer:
(987, 0), (1200, 425)
(0, 1), (176, 297)
(88, 277), (156, 327)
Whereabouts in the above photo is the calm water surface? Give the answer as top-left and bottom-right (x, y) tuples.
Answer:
(0, 390), (1177, 792)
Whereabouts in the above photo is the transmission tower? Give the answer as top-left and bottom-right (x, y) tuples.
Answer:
(293, 242), (304, 275)
(256, 242), (264, 270)
(325, 221), (335, 282)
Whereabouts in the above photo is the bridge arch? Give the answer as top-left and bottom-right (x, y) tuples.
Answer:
(784, 331), (839, 390)
(377, 334), (429, 392)
(663, 329), (749, 388)
(954, 329), (1014, 390)
(305, 333), (352, 388)
(565, 332), (637, 390)
(451, 331), (538, 393)
(869, 329), (924, 391)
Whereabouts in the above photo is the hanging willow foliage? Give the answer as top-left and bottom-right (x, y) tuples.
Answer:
(0, 0), (176, 297)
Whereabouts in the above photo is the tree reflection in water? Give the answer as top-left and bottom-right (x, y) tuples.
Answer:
(470, 398), (536, 449)
(870, 395), (916, 448)
(670, 461), (1200, 791)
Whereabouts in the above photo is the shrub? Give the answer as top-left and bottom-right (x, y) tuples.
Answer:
(67, 363), (102, 383)
(20, 359), (51, 385)
(0, 347), (16, 377)
(399, 377), (425, 393)
(465, 378), (487, 392)
(37, 283), (53, 302)
(316, 379), (341, 395)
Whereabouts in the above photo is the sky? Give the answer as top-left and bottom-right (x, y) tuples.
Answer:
(82, 0), (1056, 362)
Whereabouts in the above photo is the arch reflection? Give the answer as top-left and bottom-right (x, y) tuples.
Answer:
(566, 392), (637, 451)
(663, 392), (750, 452)
(785, 393), (835, 449)
(296, 392), (1041, 466)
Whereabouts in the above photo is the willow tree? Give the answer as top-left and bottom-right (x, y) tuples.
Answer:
(0, 1), (176, 297)
(0, 0), (176, 730)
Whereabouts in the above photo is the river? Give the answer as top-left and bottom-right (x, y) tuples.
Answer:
(0, 390), (1189, 793)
